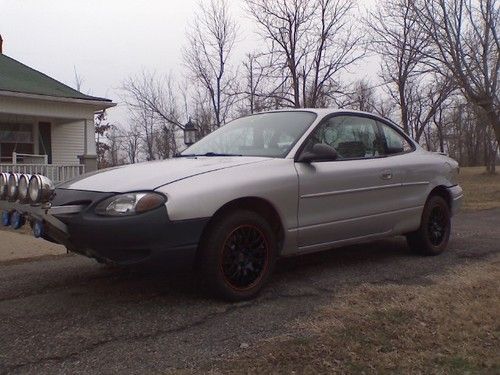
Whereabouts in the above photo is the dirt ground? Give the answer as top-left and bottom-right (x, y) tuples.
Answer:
(0, 228), (66, 263)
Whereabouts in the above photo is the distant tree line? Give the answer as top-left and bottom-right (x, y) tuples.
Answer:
(98, 0), (498, 173)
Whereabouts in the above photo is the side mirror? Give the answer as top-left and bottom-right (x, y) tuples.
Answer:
(297, 143), (338, 163)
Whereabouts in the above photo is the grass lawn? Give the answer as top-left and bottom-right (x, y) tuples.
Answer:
(458, 166), (500, 211)
(208, 258), (500, 374)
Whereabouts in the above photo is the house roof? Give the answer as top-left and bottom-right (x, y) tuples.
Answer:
(0, 54), (112, 102)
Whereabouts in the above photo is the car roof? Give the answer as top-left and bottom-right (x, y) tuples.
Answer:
(262, 107), (378, 117)
(260, 108), (400, 127)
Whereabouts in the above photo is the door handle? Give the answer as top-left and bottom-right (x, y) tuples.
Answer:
(381, 170), (393, 180)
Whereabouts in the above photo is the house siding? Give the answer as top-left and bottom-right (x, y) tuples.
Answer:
(51, 121), (85, 165)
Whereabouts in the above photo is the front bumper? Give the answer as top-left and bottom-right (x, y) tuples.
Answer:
(446, 184), (464, 216)
(1, 188), (209, 266)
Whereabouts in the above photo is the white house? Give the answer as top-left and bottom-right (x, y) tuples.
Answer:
(0, 36), (115, 182)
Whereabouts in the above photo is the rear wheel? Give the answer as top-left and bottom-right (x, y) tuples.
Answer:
(406, 195), (451, 256)
(198, 210), (277, 301)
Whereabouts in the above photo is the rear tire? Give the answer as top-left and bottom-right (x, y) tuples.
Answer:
(197, 210), (277, 301)
(406, 195), (451, 256)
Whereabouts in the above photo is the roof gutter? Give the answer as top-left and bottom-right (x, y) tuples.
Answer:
(0, 90), (116, 110)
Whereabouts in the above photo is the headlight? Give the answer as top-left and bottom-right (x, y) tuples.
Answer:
(95, 192), (166, 216)
(28, 175), (55, 204)
(7, 173), (21, 201)
(0, 173), (9, 200)
(18, 174), (31, 202)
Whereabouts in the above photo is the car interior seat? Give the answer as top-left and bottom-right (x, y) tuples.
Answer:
(337, 141), (366, 158)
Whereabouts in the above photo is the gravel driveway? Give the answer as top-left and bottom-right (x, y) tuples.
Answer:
(0, 209), (498, 374)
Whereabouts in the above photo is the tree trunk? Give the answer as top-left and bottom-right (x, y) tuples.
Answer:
(436, 123), (445, 153)
(484, 140), (498, 175)
(481, 103), (500, 145)
(494, 124), (500, 146)
(491, 143), (498, 174)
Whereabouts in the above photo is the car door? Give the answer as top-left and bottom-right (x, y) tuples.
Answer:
(295, 114), (406, 251)
(376, 120), (432, 228)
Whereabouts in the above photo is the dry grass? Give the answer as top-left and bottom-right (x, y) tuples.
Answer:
(458, 167), (500, 211)
(207, 256), (500, 374)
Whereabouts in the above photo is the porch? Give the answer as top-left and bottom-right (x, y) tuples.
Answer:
(0, 111), (93, 183)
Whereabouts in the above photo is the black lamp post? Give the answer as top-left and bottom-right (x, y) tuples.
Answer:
(183, 118), (198, 146)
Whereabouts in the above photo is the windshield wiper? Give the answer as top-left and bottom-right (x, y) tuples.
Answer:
(202, 152), (243, 157)
(174, 152), (243, 157)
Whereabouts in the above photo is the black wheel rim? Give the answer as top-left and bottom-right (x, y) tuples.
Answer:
(428, 206), (448, 246)
(221, 225), (269, 290)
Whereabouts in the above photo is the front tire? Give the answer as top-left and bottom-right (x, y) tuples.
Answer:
(198, 210), (278, 301)
(406, 195), (451, 256)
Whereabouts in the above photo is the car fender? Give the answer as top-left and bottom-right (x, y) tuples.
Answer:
(155, 158), (299, 250)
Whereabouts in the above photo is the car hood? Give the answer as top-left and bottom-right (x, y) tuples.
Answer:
(58, 157), (270, 193)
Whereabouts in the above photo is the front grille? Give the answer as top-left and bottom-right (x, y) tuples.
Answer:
(51, 188), (112, 207)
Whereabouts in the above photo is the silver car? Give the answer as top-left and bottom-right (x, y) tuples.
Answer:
(0, 109), (463, 300)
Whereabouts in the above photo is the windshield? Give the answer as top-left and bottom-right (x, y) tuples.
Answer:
(181, 111), (317, 158)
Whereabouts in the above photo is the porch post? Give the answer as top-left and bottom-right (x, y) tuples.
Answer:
(78, 154), (97, 172)
(33, 122), (39, 154)
(78, 118), (97, 172)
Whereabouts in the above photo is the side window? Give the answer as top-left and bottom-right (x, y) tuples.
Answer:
(378, 122), (413, 154)
(308, 116), (384, 159)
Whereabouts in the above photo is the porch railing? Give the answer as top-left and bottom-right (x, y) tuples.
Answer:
(0, 164), (85, 184)
(12, 152), (49, 165)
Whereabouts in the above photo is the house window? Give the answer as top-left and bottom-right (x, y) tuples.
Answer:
(0, 123), (34, 162)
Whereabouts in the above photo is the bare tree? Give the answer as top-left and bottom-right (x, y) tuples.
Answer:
(123, 71), (184, 130)
(122, 71), (187, 160)
(242, 53), (260, 114)
(155, 124), (180, 159)
(241, 53), (268, 114)
(232, 52), (280, 115)
(419, 0), (499, 131)
(95, 110), (112, 168)
(416, 95), (499, 169)
(122, 123), (141, 164)
(131, 108), (156, 161)
(106, 125), (125, 166)
(340, 79), (399, 121)
(183, 0), (238, 127)
(367, 0), (455, 143)
(344, 79), (377, 112)
(416, 0), (499, 171)
(245, 0), (363, 108)
(407, 75), (455, 143)
(431, 99), (449, 153)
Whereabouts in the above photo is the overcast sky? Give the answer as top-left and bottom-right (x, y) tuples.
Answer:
(0, 0), (377, 127)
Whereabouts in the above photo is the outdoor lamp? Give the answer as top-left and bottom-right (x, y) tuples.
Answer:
(183, 118), (198, 146)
